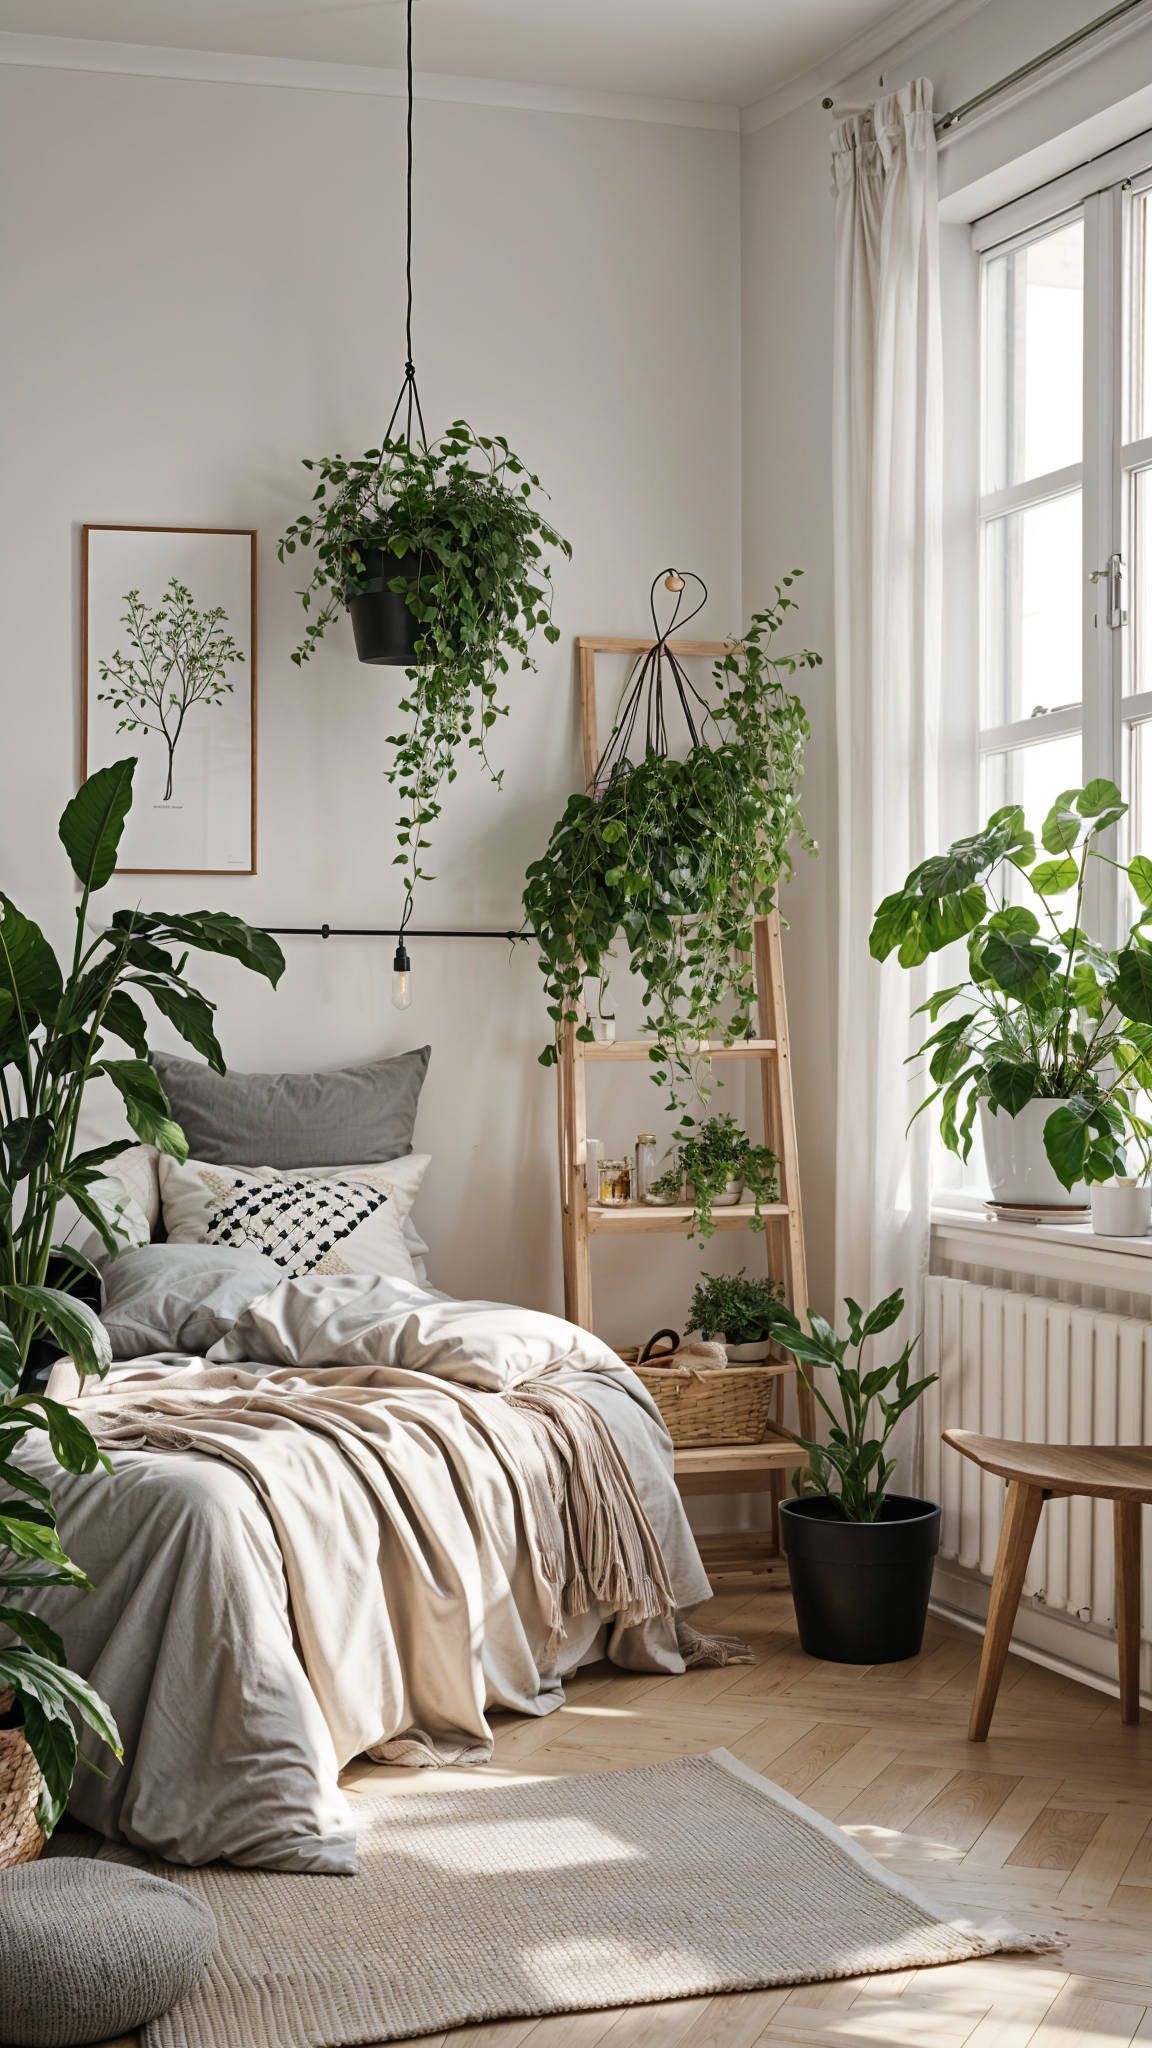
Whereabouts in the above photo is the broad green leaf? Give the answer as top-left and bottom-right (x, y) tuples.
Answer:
(58, 759), (135, 893)
(19, 1696), (76, 1833)
(66, 1141), (133, 1175)
(1030, 856), (1079, 897)
(128, 977), (224, 1072)
(16, 1395), (109, 1472)
(68, 1176), (149, 1259)
(1, 1114), (54, 1179)
(114, 911), (284, 987)
(1042, 1096), (1125, 1190)
(97, 1058), (187, 1159)
(987, 906), (1040, 937)
(0, 1320), (20, 1391)
(1128, 855), (1152, 910)
(0, 1509), (77, 1567)
(0, 896), (63, 1028)
(986, 1060), (1040, 1115)
(2, 1284), (111, 1379)
(981, 928), (1059, 994)
(1078, 778), (1126, 833)
(101, 989), (149, 1056)
(1041, 790), (1085, 856)
(0, 1606), (65, 1664)
(0, 1459), (53, 1511)
(1113, 947), (1152, 1025)
(860, 1291), (905, 1339)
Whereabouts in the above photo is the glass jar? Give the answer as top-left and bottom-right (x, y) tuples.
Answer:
(598, 1157), (632, 1206)
(634, 1135), (657, 1201)
(645, 1143), (683, 1205)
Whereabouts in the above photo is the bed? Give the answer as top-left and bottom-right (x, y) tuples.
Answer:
(8, 1049), (714, 1876)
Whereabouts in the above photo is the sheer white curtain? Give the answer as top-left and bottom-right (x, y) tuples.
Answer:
(831, 79), (943, 1481)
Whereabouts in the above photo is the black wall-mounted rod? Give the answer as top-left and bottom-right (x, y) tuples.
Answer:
(261, 925), (533, 940)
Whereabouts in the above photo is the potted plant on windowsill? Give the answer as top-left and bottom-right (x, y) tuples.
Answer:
(279, 425), (571, 909)
(0, 759), (283, 1859)
(686, 1269), (798, 1362)
(869, 780), (1152, 1206)
(780, 1290), (940, 1664)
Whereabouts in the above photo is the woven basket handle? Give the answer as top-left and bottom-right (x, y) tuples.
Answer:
(638, 1328), (680, 1365)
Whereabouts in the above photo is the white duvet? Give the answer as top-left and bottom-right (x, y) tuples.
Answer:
(15, 1276), (711, 1874)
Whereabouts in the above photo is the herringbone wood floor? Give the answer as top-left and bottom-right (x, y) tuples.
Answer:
(82, 1585), (1152, 2048)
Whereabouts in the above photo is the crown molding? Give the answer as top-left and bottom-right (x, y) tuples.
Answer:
(740, 0), (987, 133)
(0, 29), (739, 132)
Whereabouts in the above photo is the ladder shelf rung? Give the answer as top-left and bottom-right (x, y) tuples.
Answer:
(587, 1201), (789, 1234)
(583, 1037), (776, 1063)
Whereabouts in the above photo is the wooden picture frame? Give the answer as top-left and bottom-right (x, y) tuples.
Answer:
(81, 523), (257, 875)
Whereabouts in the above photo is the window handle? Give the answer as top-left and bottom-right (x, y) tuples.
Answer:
(1089, 552), (1127, 629)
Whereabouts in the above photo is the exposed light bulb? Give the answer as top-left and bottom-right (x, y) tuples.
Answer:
(391, 940), (412, 1010)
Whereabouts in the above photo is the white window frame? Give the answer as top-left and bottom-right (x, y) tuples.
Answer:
(973, 153), (1152, 951)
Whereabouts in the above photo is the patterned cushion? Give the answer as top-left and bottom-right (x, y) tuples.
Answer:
(158, 1153), (429, 1282)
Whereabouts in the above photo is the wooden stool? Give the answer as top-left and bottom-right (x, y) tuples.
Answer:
(942, 1430), (1152, 1741)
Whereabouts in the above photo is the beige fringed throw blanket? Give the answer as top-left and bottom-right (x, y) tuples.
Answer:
(74, 1269), (728, 1773)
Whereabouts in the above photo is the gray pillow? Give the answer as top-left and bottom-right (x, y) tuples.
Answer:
(150, 1046), (431, 1168)
(99, 1242), (282, 1359)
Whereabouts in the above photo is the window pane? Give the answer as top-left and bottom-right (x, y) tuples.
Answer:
(982, 731), (1083, 846)
(981, 491), (1082, 726)
(1127, 190), (1152, 444)
(1126, 464), (1152, 697)
(1126, 716), (1152, 864)
(983, 217), (1083, 493)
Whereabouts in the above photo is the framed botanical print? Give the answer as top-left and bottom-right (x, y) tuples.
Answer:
(82, 524), (257, 874)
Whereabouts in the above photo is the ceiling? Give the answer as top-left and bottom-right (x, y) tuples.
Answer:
(0, 0), (934, 111)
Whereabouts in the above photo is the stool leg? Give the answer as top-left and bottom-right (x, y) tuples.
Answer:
(1114, 1498), (1142, 1727)
(969, 1480), (1044, 1743)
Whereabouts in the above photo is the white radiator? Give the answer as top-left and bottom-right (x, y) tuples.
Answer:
(923, 1275), (1152, 1647)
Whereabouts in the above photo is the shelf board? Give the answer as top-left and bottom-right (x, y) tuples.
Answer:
(583, 1037), (776, 1063)
(674, 1437), (808, 1497)
(588, 1201), (786, 1234)
(693, 1531), (790, 1585)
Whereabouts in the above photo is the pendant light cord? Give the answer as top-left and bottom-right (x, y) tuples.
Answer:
(384, 0), (427, 449)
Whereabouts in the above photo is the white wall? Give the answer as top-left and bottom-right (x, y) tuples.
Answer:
(0, 59), (757, 1342)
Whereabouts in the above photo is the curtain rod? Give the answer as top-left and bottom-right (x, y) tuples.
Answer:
(935, 0), (1150, 133)
(261, 925), (532, 940)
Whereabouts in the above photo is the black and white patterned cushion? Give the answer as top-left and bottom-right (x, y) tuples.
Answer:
(204, 1174), (388, 1278)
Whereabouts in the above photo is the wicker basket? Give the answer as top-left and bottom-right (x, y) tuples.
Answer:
(617, 1345), (778, 1448)
(0, 1693), (44, 1867)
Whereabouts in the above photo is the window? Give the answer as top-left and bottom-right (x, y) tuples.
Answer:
(977, 168), (1152, 938)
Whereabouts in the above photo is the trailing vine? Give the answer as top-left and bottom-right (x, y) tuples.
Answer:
(524, 577), (821, 1116)
(279, 423), (571, 904)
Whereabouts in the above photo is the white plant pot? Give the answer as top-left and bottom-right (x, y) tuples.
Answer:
(979, 1098), (1089, 1208)
(710, 1179), (745, 1207)
(723, 1339), (773, 1364)
(1090, 1182), (1152, 1237)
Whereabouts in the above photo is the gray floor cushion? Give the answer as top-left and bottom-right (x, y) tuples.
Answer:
(0, 1859), (216, 2047)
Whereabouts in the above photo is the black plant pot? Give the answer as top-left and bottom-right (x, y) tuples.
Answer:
(346, 548), (424, 666)
(780, 1493), (941, 1664)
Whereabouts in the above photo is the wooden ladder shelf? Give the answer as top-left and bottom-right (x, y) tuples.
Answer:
(558, 634), (815, 1585)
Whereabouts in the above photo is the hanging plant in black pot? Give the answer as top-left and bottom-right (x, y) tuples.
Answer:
(779, 1290), (941, 1664)
(277, 0), (571, 936)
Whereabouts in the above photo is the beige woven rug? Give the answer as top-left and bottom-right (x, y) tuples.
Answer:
(139, 1750), (1058, 2048)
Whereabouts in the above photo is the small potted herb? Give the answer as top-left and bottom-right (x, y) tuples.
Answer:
(677, 1114), (778, 1240)
(779, 1291), (940, 1664)
(686, 1269), (797, 1361)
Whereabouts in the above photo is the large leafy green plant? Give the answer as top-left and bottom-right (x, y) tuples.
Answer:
(0, 758), (283, 1831)
(525, 580), (820, 1113)
(870, 780), (1152, 1188)
(686, 1268), (796, 1347)
(278, 423), (571, 906)
(662, 1113), (779, 1241)
(786, 1291), (936, 1522)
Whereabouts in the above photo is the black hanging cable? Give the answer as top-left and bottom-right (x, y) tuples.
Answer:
(593, 569), (714, 794)
(383, 0), (427, 450)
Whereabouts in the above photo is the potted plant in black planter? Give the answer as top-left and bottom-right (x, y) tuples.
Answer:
(686, 1268), (798, 1362)
(279, 425), (571, 909)
(779, 1289), (940, 1664)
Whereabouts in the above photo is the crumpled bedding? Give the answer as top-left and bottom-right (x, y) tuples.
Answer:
(13, 1275), (711, 1874)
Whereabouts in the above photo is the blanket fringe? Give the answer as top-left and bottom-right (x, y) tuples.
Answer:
(676, 1620), (754, 1668)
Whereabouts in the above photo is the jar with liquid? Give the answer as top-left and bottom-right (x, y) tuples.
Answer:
(598, 1157), (632, 1206)
(634, 1135), (657, 1202)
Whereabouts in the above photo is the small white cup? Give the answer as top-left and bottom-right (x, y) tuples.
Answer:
(590, 1015), (616, 1044)
(1090, 1179), (1152, 1237)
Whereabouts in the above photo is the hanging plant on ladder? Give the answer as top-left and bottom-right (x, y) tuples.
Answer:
(277, 0), (571, 956)
(524, 570), (821, 1117)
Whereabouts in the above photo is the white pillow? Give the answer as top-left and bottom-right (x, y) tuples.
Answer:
(157, 1152), (428, 1282)
(288, 1159), (430, 1285)
(109, 1144), (162, 1235)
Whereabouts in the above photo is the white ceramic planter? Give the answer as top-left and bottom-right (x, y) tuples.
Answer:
(711, 1179), (745, 1207)
(979, 1098), (1089, 1208)
(1090, 1181), (1152, 1237)
(723, 1339), (773, 1364)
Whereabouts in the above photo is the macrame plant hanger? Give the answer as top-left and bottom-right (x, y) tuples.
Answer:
(593, 569), (712, 795)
